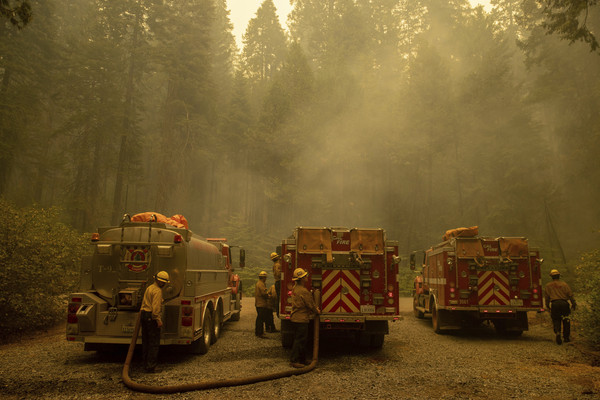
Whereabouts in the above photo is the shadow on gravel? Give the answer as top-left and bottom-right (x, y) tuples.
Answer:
(414, 318), (539, 342)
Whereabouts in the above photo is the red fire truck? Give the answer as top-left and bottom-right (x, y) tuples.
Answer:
(411, 227), (544, 334)
(278, 227), (402, 348)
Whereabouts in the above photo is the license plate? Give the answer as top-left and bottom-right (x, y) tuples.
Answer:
(510, 299), (523, 306)
(360, 305), (375, 313)
(122, 325), (134, 334)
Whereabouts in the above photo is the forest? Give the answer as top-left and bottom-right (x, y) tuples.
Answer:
(0, 0), (599, 342)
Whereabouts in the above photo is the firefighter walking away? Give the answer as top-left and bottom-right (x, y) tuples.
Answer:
(544, 269), (577, 345)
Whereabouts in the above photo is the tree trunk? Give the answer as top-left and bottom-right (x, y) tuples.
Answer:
(112, 6), (141, 224)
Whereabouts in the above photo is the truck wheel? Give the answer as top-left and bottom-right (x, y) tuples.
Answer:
(191, 312), (212, 355)
(432, 304), (443, 334)
(413, 297), (424, 319)
(370, 333), (385, 348)
(212, 306), (222, 344)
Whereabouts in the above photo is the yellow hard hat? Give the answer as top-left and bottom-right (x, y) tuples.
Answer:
(292, 268), (308, 281)
(550, 269), (560, 276)
(270, 252), (279, 261)
(258, 271), (268, 277)
(156, 270), (170, 283)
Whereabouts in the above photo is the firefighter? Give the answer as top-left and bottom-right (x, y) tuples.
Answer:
(290, 268), (320, 368)
(271, 252), (282, 317)
(266, 283), (279, 332)
(544, 269), (577, 345)
(255, 271), (270, 338)
(140, 270), (169, 373)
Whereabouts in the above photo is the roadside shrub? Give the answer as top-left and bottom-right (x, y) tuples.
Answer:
(0, 199), (88, 339)
(573, 249), (600, 347)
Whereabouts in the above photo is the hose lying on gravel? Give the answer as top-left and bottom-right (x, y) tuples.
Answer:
(122, 310), (320, 394)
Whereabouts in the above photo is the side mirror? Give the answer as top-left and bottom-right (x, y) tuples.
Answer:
(409, 253), (416, 270)
(239, 248), (245, 269)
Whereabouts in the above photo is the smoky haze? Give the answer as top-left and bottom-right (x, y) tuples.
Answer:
(1, 0), (599, 270)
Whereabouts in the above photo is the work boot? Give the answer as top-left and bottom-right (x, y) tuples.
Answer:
(555, 333), (562, 345)
(563, 337), (571, 343)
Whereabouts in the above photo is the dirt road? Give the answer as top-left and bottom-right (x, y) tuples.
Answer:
(1, 297), (598, 399)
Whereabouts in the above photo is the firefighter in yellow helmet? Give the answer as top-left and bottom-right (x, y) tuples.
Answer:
(544, 269), (576, 344)
(140, 270), (169, 372)
(271, 252), (282, 317)
(290, 268), (320, 368)
(254, 270), (270, 338)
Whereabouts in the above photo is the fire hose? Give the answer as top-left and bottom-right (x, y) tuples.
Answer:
(122, 291), (321, 394)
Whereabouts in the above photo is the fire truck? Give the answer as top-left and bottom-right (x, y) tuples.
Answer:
(277, 227), (402, 348)
(410, 227), (544, 334)
(66, 212), (244, 354)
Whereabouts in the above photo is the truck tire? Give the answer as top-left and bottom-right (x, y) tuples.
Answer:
(413, 297), (424, 319)
(191, 312), (212, 355)
(212, 305), (222, 344)
(370, 333), (385, 348)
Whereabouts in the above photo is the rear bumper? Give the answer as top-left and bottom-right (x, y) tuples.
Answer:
(65, 335), (199, 346)
(439, 306), (542, 313)
(318, 315), (402, 323)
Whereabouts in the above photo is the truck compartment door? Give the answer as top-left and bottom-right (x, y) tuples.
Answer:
(478, 271), (510, 306)
(321, 269), (360, 313)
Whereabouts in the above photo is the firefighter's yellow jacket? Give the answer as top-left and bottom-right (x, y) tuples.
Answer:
(290, 283), (318, 323)
(141, 282), (164, 325)
(255, 279), (269, 308)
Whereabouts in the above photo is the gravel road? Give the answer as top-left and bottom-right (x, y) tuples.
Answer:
(1, 297), (598, 400)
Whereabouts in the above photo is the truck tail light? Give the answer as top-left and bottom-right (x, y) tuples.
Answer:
(181, 317), (193, 326)
(174, 234), (183, 243)
(91, 233), (100, 242)
(182, 306), (193, 316)
(67, 299), (81, 324)
(68, 303), (80, 314)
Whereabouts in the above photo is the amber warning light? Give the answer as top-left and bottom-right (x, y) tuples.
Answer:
(91, 233), (100, 242)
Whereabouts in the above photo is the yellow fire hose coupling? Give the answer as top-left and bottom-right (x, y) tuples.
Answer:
(122, 311), (320, 394)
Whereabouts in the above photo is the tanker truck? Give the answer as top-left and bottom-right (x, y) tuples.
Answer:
(66, 212), (244, 354)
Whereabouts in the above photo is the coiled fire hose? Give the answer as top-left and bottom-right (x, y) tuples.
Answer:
(122, 291), (321, 394)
